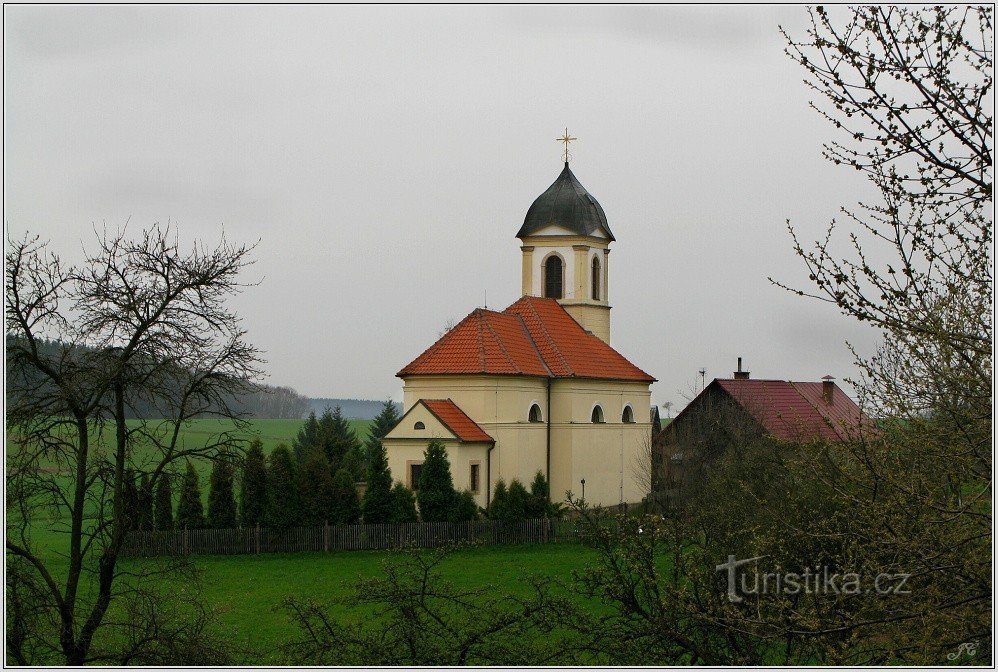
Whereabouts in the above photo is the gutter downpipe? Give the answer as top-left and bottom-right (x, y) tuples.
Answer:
(487, 441), (496, 508)
(546, 376), (552, 502)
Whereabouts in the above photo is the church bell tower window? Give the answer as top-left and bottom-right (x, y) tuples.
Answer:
(543, 255), (564, 299)
(591, 256), (601, 301)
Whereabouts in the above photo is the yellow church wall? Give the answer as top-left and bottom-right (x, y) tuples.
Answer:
(547, 379), (653, 507)
(395, 375), (550, 508)
(382, 437), (491, 508)
(560, 303), (611, 343)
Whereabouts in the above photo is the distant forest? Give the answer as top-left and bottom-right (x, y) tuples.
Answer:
(6, 336), (395, 420)
(307, 398), (402, 420)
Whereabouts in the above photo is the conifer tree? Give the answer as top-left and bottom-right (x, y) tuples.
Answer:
(154, 472), (174, 530)
(527, 470), (550, 518)
(389, 483), (419, 523)
(319, 406), (360, 475)
(207, 460), (238, 529)
(299, 448), (336, 526)
(362, 440), (395, 524)
(176, 462), (206, 530)
(266, 444), (300, 530)
(364, 399), (400, 469)
(416, 441), (458, 522)
(487, 479), (509, 521)
(450, 490), (479, 522)
(505, 479), (530, 521)
(329, 467), (360, 525)
(239, 439), (268, 527)
(292, 411), (320, 463)
(137, 473), (154, 530)
(122, 469), (139, 531)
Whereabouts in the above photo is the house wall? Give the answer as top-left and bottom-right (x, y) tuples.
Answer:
(387, 375), (652, 510)
(394, 375), (549, 508)
(382, 437), (491, 507)
(548, 379), (652, 507)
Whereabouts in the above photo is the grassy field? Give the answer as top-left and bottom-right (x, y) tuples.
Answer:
(11, 417), (373, 555)
(173, 542), (601, 663)
(8, 417), (623, 664)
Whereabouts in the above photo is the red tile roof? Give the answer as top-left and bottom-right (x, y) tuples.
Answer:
(397, 296), (654, 383)
(420, 399), (494, 443)
(398, 309), (550, 377)
(706, 378), (871, 442)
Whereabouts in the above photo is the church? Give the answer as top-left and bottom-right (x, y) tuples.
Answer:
(383, 139), (656, 509)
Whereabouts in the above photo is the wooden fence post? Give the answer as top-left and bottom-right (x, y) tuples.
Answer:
(324, 520), (329, 552)
(183, 526), (189, 555)
(255, 523), (261, 554)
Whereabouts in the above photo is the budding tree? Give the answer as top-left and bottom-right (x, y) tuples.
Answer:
(6, 224), (261, 664)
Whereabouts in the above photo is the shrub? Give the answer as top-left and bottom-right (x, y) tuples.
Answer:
(239, 440), (268, 527)
(176, 462), (205, 530)
(137, 473), (154, 531)
(450, 490), (479, 522)
(299, 449), (335, 526)
(389, 484), (419, 523)
(416, 441), (457, 522)
(207, 461), (238, 529)
(330, 467), (361, 525)
(266, 444), (300, 530)
(362, 441), (394, 524)
(154, 473), (174, 530)
(487, 479), (509, 521)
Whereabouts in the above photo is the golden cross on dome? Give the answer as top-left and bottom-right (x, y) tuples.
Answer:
(557, 127), (577, 163)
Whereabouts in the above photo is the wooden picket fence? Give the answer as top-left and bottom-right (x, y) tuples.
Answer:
(120, 518), (581, 557)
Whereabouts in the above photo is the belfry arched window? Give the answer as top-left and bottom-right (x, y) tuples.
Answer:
(591, 405), (605, 424)
(529, 404), (543, 423)
(621, 405), (634, 423)
(544, 255), (563, 299)
(592, 256), (601, 301)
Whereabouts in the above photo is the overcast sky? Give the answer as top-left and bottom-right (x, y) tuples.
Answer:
(4, 5), (885, 408)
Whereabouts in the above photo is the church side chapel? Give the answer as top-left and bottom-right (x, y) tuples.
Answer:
(383, 132), (656, 508)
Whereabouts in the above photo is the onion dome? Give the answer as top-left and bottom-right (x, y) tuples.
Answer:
(516, 162), (614, 241)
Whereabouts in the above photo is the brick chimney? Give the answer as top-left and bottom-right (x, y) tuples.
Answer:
(821, 375), (835, 405)
(734, 357), (750, 380)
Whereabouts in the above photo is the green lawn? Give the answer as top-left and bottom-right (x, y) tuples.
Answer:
(8, 417), (628, 664)
(169, 542), (600, 663)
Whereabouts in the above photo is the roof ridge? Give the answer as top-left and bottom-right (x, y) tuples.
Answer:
(480, 311), (518, 372)
(520, 297), (573, 375)
(788, 381), (845, 441)
(475, 310), (486, 371)
(511, 312), (554, 377)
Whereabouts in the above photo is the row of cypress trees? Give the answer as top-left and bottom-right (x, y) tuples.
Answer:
(127, 400), (558, 532)
(122, 461), (234, 531)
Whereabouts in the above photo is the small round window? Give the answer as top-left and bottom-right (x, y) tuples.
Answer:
(414, 421), (425, 430)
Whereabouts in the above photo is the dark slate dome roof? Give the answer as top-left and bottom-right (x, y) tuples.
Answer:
(516, 162), (614, 241)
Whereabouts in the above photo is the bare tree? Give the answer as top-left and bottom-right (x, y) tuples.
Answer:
(280, 545), (576, 665)
(5, 224), (261, 664)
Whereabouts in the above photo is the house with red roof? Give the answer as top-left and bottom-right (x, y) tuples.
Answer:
(654, 358), (872, 491)
(383, 155), (656, 509)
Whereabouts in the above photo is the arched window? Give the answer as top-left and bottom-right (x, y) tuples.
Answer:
(529, 404), (543, 423)
(543, 255), (563, 299)
(592, 256), (601, 301)
(591, 405), (605, 423)
(621, 405), (634, 423)
(414, 421), (425, 430)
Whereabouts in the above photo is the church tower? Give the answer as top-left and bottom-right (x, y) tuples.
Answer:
(516, 147), (614, 343)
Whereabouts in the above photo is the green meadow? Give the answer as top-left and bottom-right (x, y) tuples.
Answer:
(9, 417), (617, 664)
